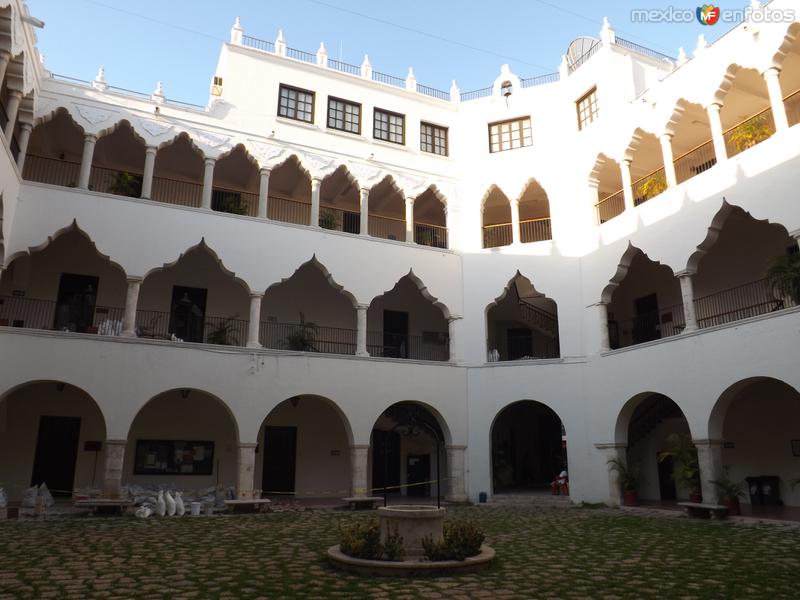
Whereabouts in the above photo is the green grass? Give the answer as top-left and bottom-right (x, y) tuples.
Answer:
(0, 505), (798, 599)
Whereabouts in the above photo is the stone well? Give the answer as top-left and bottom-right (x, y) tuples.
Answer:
(378, 505), (445, 558)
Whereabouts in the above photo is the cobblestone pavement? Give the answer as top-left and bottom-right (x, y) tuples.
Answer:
(1, 504), (798, 599)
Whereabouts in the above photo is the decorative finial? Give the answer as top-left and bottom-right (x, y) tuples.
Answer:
(677, 47), (688, 66)
(450, 79), (460, 103)
(405, 67), (417, 91)
(92, 67), (108, 91)
(693, 34), (708, 56)
(152, 81), (165, 104)
(360, 54), (372, 78)
(230, 17), (243, 45)
(600, 16), (615, 45)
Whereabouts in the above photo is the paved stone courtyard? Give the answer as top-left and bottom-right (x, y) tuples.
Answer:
(1, 503), (799, 599)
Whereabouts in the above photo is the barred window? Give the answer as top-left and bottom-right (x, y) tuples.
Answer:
(278, 84), (314, 123)
(327, 97), (361, 134)
(420, 122), (448, 156)
(488, 117), (532, 153)
(577, 87), (599, 130)
(373, 108), (405, 144)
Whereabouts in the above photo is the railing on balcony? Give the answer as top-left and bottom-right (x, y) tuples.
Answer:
(694, 276), (798, 329)
(89, 165), (144, 198)
(414, 222), (448, 249)
(369, 213), (406, 241)
(0, 296), (57, 330)
(499, 335), (560, 361)
(785, 89), (800, 128)
(614, 37), (675, 63)
(608, 303), (686, 350)
(520, 72), (560, 88)
(367, 331), (449, 361)
(372, 71), (405, 88)
(242, 35), (275, 53)
(328, 59), (361, 76)
(673, 140), (716, 185)
(319, 205), (360, 234)
(596, 189), (625, 224)
(723, 107), (775, 159)
(259, 320), (357, 355)
(417, 84), (449, 101)
(460, 87), (492, 102)
(211, 187), (259, 217)
(23, 154), (81, 187)
(151, 175), (203, 208)
(632, 167), (666, 206)
(268, 195), (311, 225)
(520, 217), (552, 243)
(483, 223), (513, 248)
(286, 46), (316, 64)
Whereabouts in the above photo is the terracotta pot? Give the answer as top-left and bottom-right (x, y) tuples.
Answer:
(689, 493), (702, 503)
(622, 490), (639, 506)
(724, 497), (741, 516)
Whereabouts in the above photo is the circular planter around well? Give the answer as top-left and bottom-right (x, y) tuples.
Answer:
(326, 544), (495, 577)
(378, 505), (445, 558)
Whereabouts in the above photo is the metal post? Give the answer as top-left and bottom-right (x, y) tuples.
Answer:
(436, 437), (441, 509)
(383, 436), (389, 507)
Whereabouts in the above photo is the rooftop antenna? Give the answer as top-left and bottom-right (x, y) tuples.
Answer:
(339, 40), (343, 62)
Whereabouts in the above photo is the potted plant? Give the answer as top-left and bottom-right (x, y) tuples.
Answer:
(215, 191), (248, 215)
(108, 171), (143, 198)
(206, 316), (240, 346)
(607, 457), (641, 506)
(637, 172), (667, 201)
(283, 312), (319, 351)
(727, 115), (773, 153)
(710, 469), (745, 516)
(318, 209), (338, 230)
(659, 433), (702, 502)
(766, 253), (800, 306)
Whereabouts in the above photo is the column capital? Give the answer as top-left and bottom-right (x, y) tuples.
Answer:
(19, 121), (33, 133)
(259, 166), (272, 176)
(350, 444), (370, 451)
(204, 156), (216, 166)
(675, 269), (696, 278)
(405, 196), (415, 206)
(360, 186), (370, 196)
(620, 157), (632, 167)
(311, 176), (323, 187)
(509, 197), (520, 207)
(445, 444), (467, 451)
(105, 438), (128, 447)
(357, 303), (369, 311)
(126, 276), (143, 284)
(659, 131), (673, 141)
(447, 314), (463, 322)
(145, 144), (158, 154)
(594, 442), (627, 450)
(0, 49), (11, 62)
(238, 442), (258, 449)
(761, 65), (781, 79)
(692, 438), (724, 447)
(7, 88), (23, 100)
(705, 101), (722, 112)
(789, 228), (800, 240)
(84, 133), (98, 143)
(249, 291), (264, 299)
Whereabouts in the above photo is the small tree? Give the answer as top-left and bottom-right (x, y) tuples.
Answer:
(728, 115), (772, 153)
(283, 312), (319, 351)
(659, 433), (701, 497)
(206, 316), (240, 346)
(767, 253), (800, 306)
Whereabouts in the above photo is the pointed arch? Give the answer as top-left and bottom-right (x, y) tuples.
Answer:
(23, 107), (85, 186)
(664, 99), (718, 185)
(413, 185), (448, 248)
(151, 132), (205, 208)
(211, 143), (260, 216)
(367, 175), (406, 241)
(517, 178), (552, 243)
(590, 153), (624, 224)
(481, 185), (512, 248)
(319, 165), (361, 233)
(268, 154), (312, 225)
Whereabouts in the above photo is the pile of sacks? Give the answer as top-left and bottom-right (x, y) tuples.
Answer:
(121, 484), (236, 518)
(21, 483), (56, 510)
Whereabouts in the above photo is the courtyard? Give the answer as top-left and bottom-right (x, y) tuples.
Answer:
(0, 503), (798, 599)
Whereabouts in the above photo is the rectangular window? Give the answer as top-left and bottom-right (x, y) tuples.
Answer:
(577, 87), (599, 130)
(488, 117), (532, 153)
(373, 108), (405, 144)
(420, 122), (448, 156)
(278, 84), (314, 123)
(327, 97), (361, 134)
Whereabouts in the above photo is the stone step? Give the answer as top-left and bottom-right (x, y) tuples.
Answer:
(490, 494), (570, 506)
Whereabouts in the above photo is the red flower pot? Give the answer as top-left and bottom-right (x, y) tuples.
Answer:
(623, 490), (639, 506)
(724, 497), (741, 516)
(689, 493), (702, 503)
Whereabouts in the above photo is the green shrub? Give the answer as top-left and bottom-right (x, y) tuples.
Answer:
(338, 519), (405, 561)
(381, 524), (405, 561)
(422, 520), (485, 562)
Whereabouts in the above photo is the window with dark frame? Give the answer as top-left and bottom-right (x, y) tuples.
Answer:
(327, 97), (361, 134)
(420, 122), (448, 156)
(373, 108), (405, 144)
(577, 87), (599, 130)
(278, 84), (314, 123)
(488, 117), (532, 153)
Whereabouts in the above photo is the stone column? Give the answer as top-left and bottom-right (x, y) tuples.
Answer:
(0, 50), (11, 88)
(405, 197), (415, 243)
(141, 145), (157, 199)
(660, 133), (677, 187)
(443, 205), (451, 249)
(677, 270), (699, 332)
(3, 89), (22, 140)
(359, 187), (370, 236)
(706, 102), (728, 163)
(350, 444), (370, 497)
(246, 293), (263, 348)
(597, 302), (611, 352)
(237, 443), (257, 500)
(510, 198), (521, 244)
(763, 67), (789, 132)
(445, 445), (467, 502)
(356, 304), (369, 357)
(447, 316), (461, 363)
(310, 177), (322, 227)
(791, 230), (800, 253)
(78, 134), (97, 189)
(258, 168), (271, 218)
(15, 121), (32, 171)
(121, 278), (142, 337)
(595, 443), (627, 507)
(102, 439), (127, 498)
(201, 157), (215, 209)
(620, 158), (634, 211)
(694, 439), (724, 504)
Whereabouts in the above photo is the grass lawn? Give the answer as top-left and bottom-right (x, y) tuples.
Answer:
(0, 504), (798, 599)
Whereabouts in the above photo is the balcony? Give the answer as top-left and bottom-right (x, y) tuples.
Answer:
(482, 180), (552, 248)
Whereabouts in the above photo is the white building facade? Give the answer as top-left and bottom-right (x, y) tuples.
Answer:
(1, 0), (800, 509)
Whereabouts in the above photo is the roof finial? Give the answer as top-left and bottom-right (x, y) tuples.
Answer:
(92, 66), (108, 91)
(230, 17), (243, 45)
(152, 81), (165, 104)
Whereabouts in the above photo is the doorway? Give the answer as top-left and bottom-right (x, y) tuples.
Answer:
(507, 327), (533, 360)
(169, 286), (207, 343)
(657, 454), (678, 501)
(262, 425), (297, 495)
(406, 454), (431, 497)
(372, 429), (401, 494)
(31, 416), (82, 496)
(383, 310), (409, 358)
(633, 293), (660, 344)
(54, 273), (99, 333)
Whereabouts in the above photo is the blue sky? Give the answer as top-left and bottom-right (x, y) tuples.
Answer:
(29, 1), (737, 104)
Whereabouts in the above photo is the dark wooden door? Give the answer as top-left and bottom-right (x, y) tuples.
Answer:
(657, 454), (678, 501)
(372, 430), (401, 493)
(262, 426), (297, 495)
(406, 454), (431, 497)
(383, 310), (409, 358)
(169, 286), (207, 343)
(54, 273), (99, 333)
(31, 416), (82, 496)
(633, 293), (660, 343)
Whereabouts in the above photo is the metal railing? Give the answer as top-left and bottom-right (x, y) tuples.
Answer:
(723, 106), (775, 159)
(369, 213), (406, 241)
(460, 87), (492, 101)
(212, 187), (259, 217)
(417, 84), (449, 100)
(414, 223), (448, 249)
(520, 72), (559, 88)
(596, 189), (625, 224)
(673, 140), (716, 185)
(632, 167), (667, 206)
(372, 71), (405, 88)
(520, 217), (552, 243)
(286, 46), (316, 64)
(319, 205), (361, 234)
(23, 154), (81, 187)
(614, 37), (675, 63)
(328, 59), (360, 76)
(483, 223), (513, 248)
(786, 89), (800, 128)
(259, 320), (357, 355)
(518, 302), (558, 336)
(608, 303), (685, 350)
(367, 331), (449, 361)
(268, 195), (311, 225)
(151, 175), (203, 208)
(89, 165), (143, 197)
(242, 35), (275, 53)
(568, 41), (602, 73)
(501, 335), (560, 361)
(694, 276), (797, 329)
(0, 296), (57, 330)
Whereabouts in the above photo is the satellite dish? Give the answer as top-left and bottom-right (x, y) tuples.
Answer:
(566, 36), (600, 69)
